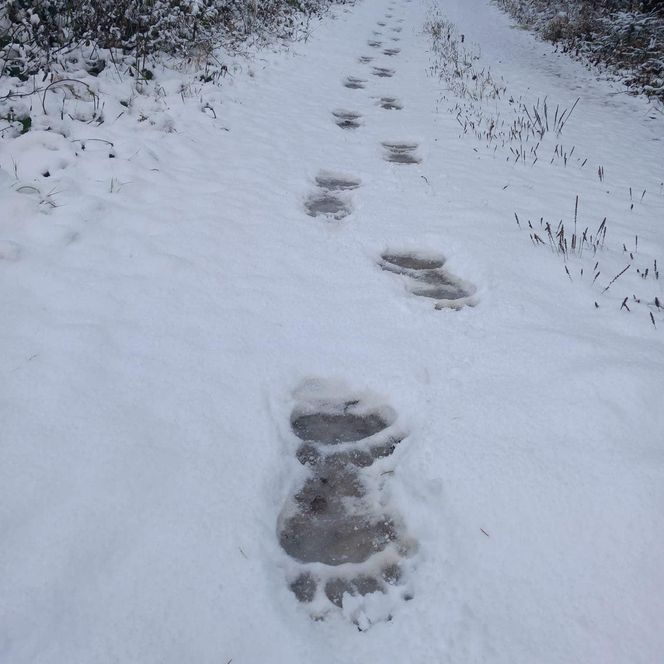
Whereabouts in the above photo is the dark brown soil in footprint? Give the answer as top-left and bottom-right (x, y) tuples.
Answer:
(383, 48), (401, 56)
(382, 253), (445, 270)
(373, 67), (395, 78)
(344, 76), (367, 89)
(315, 173), (361, 191)
(333, 110), (361, 129)
(382, 142), (421, 164)
(292, 411), (390, 444)
(279, 513), (397, 565)
(379, 97), (403, 110)
(305, 194), (350, 219)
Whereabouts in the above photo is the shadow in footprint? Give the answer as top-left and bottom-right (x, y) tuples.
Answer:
(383, 48), (401, 56)
(368, 40), (383, 48)
(333, 109), (361, 129)
(379, 252), (476, 308)
(373, 67), (395, 78)
(379, 97), (403, 110)
(382, 142), (421, 164)
(344, 76), (367, 89)
(358, 55), (374, 63)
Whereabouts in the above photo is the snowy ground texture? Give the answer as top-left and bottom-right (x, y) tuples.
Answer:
(2, 0), (664, 662)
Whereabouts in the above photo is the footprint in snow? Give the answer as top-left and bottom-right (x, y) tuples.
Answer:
(278, 383), (415, 628)
(377, 21), (386, 26)
(383, 47), (401, 56)
(378, 252), (477, 308)
(368, 40), (383, 48)
(392, 27), (402, 33)
(332, 109), (362, 130)
(304, 171), (360, 220)
(358, 55), (374, 63)
(382, 142), (421, 164)
(373, 67), (395, 78)
(344, 76), (367, 90)
(378, 97), (403, 110)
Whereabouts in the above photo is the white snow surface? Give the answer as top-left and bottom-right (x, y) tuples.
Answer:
(1, 0), (664, 662)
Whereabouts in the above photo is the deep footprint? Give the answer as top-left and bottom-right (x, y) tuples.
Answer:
(382, 142), (421, 164)
(379, 252), (476, 307)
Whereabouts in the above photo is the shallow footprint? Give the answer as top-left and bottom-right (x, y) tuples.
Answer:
(358, 55), (374, 64)
(378, 96), (403, 110)
(383, 48), (401, 56)
(382, 142), (421, 164)
(368, 40), (383, 48)
(373, 67), (395, 78)
(305, 193), (351, 219)
(333, 109), (362, 129)
(344, 76), (367, 89)
(315, 172), (361, 191)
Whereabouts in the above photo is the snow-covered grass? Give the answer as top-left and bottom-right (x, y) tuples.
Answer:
(1, 0), (663, 661)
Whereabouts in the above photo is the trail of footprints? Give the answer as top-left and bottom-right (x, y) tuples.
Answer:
(287, 3), (478, 626)
(278, 388), (415, 626)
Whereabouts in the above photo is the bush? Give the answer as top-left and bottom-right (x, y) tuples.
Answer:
(494, 0), (664, 100)
(0, 0), (345, 81)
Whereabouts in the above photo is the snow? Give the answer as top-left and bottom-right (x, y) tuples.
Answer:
(1, 0), (663, 662)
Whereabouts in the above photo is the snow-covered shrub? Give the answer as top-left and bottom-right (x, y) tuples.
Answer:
(0, 0), (346, 83)
(494, 0), (664, 100)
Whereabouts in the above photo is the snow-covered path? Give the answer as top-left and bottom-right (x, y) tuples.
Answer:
(1, 0), (663, 662)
